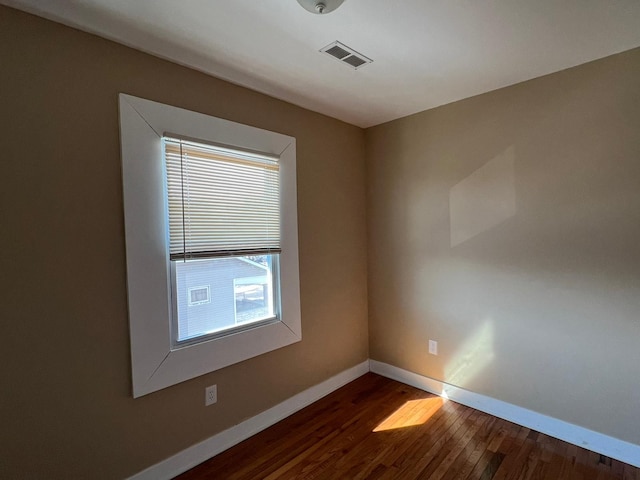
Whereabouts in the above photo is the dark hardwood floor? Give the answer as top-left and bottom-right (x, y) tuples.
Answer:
(176, 373), (639, 480)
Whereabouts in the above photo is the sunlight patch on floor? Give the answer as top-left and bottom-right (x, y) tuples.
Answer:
(373, 397), (444, 432)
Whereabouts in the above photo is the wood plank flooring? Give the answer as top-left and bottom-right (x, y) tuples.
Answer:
(175, 373), (639, 480)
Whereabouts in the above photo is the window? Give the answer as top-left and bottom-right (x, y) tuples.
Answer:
(187, 285), (210, 306)
(165, 137), (281, 344)
(119, 94), (301, 397)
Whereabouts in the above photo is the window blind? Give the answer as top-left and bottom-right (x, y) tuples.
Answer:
(164, 137), (281, 261)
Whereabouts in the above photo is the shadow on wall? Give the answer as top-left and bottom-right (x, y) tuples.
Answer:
(449, 146), (516, 247)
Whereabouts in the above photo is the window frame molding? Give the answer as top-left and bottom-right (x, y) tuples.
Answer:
(119, 94), (301, 398)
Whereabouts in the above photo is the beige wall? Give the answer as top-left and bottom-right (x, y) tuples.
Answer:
(366, 47), (640, 445)
(0, 7), (368, 479)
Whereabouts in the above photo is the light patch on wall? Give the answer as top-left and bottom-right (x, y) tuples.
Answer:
(449, 147), (516, 247)
(443, 321), (494, 390)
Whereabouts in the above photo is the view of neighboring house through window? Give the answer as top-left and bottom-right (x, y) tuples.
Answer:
(173, 255), (276, 341)
(233, 256), (272, 323)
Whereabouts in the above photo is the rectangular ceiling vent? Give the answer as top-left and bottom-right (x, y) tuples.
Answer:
(320, 41), (372, 70)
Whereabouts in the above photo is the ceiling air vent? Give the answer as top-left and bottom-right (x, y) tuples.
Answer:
(320, 41), (372, 70)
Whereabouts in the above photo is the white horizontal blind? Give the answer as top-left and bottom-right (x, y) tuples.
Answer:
(164, 137), (281, 260)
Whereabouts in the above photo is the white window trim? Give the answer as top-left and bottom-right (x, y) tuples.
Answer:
(119, 94), (301, 398)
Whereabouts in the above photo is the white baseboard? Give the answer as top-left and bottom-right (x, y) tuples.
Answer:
(128, 360), (370, 480)
(369, 360), (640, 468)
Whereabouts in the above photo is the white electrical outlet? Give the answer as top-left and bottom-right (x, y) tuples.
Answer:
(429, 339), (438, 355)
(205, 385), (217, 406)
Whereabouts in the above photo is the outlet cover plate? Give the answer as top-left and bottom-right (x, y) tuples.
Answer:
(205, 385), (217, 406)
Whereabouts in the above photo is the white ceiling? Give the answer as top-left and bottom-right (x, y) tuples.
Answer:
(5, 0), (640, 127)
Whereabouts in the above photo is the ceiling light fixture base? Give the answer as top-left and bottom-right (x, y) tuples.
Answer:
(297, 0), (345, 15)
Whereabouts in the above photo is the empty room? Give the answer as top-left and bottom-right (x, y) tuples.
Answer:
(1, 1), (639, 479)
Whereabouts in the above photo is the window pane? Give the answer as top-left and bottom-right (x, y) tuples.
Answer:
(234, 279), (269, 324)
(173, 255), (276, 342)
